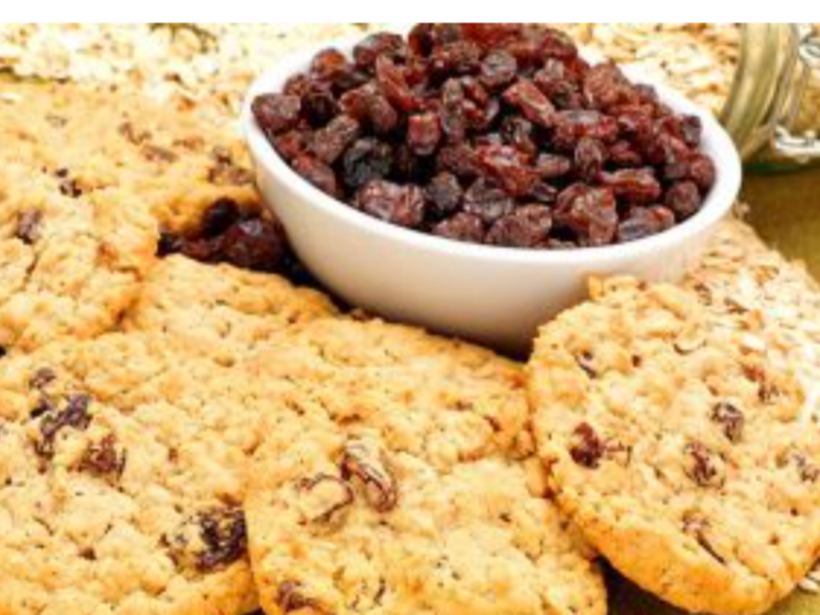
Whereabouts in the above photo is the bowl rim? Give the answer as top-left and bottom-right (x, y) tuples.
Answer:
(242, 37), (742, 266)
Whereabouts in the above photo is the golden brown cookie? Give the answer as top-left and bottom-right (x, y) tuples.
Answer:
(245, 317), (606, 615)
(528, 277), (820, 615)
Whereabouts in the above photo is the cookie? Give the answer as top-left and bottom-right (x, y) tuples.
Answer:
(528, 277), (820, 615)
(0, 163), (156, 353)
(245, 317), (606, 615)
(0, 80), (259, 232)
(0, 331), (291, 615)
(123, 255), (337, 365)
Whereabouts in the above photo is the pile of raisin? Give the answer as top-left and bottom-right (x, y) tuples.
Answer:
(253, 24), (717, 249)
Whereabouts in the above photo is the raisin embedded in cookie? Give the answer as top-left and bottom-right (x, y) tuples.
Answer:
(528, 277), (820, 615)
(0, 164), (156, 354)
(0, 332), (283, 615)
(245, 317), (606, 615)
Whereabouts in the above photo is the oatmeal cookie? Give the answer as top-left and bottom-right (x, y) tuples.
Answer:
(0, 332), (289, 615)
(528, 277), (820, 615)
(245, 317), (606, 615)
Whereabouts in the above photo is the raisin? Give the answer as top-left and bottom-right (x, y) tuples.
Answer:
(339, 440), (398, 513)
(486, 205), (552, 248)
(665, 180), (703, 220)
(15, 209), (43, 245)
(503, 79), (556, 127)
(681, 115), (703, 148)
(341, 139), (393, 190)
(157, 230), (183, 257)
(271, 130), (308, 162)
(616, 206), (675, 243)
(220, 217), (288, 272)
(476, 144), (538, 196)
(461, 24), (523, 49)
(199, 199), (242, 238)
(463, 178), (516, 224)
(684, 442), (725, 488)
(355, 180), (426, 229)
(608, 140), (643, 167)
(554, 184), (618, 246)
(437, 144), (480, 179)
(573, 136), (607, 182)
(682, 512), (726, 564)
(353, 32), (407, 69)
(552, 110), (619, 151)
(431, 212), (485, 244)
(500, 116), (537, 157)
(310, 48), (349, 82)
(601, 168), (662, 205)
(252, 93), (301, 136)
(430, 40), (482, 76)
(426, 172), (464, 217)
(35, 394), (93, 458)
(278, 581), (328, 614)
(407, 112), (442, 156)
(711, 402), (744, 443)
(79, 434), (126, 480)
(480, 49), (517, 89)
(301, 85), (339, 127)
(534, 59), (583, 109)
(292, 155), (340, 197)
(582, 62), (635, 110)
(29, 367), (56, 390)
(440, 79), (468, 143)
(688, 153), (717, 192)
(535, 153), (572, 180)
(375, 55), (418, 113)
(296, 473), (355, 523)
(569, 422), (605, 468)
(310, 114), (360, 164)
(529, 181), (558, 204)
(165, 507), (249, 573)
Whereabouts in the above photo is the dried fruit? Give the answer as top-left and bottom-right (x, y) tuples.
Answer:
(711, 402), (744, 443)
(310, 114), (360, 164)
(503, 79), (555, 127)
(426, 172), (464, 217)
(278, 581), (328, 614)
(220, 218), (288, 272)
(15, 209), (43, 245)
(684, 442), (725, 488)
(29, 367), (56, 390)
(35, 394), (93, 458)
(252, 94), (301, 136)
(79, 434), (126, 479)
(253, 24), (717, 250)
(569, 422), (605, 468)
(432, 212), (485, 243)
(340, 440), (398, 513)
(356, 180), (426, 229)
(486, 205), (552, 248)
(554, 184), (618, 246)
(407, 112), (442, 156)
(665, 180), (703, 220)
(463, 178), (516, 224)
(166, 507), (247, 573)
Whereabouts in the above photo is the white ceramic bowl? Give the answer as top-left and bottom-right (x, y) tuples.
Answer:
(243, 41), (742, 354)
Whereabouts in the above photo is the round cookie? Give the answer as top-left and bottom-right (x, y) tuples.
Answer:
(528, 277), (820, 615)
(245, 317), (606, 615)
(0, 164), (156, 354)
(0, 332), (289, 615)
(123, 255), (337, 366)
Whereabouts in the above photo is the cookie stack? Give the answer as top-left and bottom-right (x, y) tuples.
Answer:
(1, 53), (819, 615)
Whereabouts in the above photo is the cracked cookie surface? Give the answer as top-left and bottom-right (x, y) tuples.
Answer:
(0, 164), (155, 353)
(528, 277), (820, 615)
(245, 317), (606, 615)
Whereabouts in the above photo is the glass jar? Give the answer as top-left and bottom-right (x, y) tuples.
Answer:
(723, 24), (820, 171)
